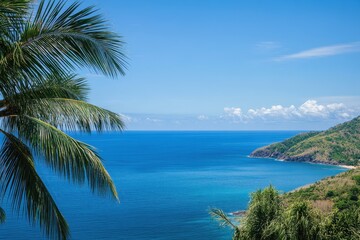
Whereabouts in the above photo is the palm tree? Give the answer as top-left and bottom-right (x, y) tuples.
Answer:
(241, 185), (281, 239)
(210, 208), (241, 240)
(264, 201), (323, 240)
(282, 202), (322, 240)
(0, 1), (126, 239)
(211, 186), (281, 240)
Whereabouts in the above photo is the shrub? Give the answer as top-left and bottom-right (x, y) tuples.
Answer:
(349, 186), (360, 195)
(349, 195), (358, 201)
(324, 207), (360, 240)
(335, 199), (352, 210)
(352, 175), (360, 185)
(326, 190), (335, 198)
(239, 186), (281, 239)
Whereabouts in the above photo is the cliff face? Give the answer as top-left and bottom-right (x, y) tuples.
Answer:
(250, 116), (360, 166)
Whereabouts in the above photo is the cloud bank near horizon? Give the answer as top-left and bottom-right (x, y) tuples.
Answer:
(120, 98), (360, 130)
(222, 99), (358, 122)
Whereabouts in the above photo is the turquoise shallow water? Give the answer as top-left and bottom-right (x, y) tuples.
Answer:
(0, 131), (346, 239)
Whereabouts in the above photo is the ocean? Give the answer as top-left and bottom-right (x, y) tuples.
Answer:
(0, 131), (346, 239)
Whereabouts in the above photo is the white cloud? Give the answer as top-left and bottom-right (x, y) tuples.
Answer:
(224, 107), (242, 117)
(299, 100), (326, 117)
(197, 115), (209, 120)
(247, 104), (300, 119)
(340, 112), (350, 118)
(146, 117), (162, 123)
(326, 103), (345, 111)
(276, 42), (360, 61)
(223, 99), (358, 122)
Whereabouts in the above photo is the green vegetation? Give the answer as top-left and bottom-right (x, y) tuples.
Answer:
(251, 116), (360, 166)
(286, 168), (360, 211)
(214, 117), (360, 238)
(211, 186), (325, 240)
(210, 186), (281, 240)
(0, 1), (126, 239)
(212, 169), (360, 239)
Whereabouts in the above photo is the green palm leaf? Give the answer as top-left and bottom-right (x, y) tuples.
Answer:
(0, 73), (88, 112)
(210, 208), (238, 229)
(210, 208), (242, 240)
(0, 0), (30, 38)
(14, 73), (89, 100)
(0, 73), (123, 132)
(0, 129), (69, 239)
(0, 0), (126, 97)
(3, 115), (118, 200)
(11, 0), (125, 76)
(3, 98), (124, 132)
(0, 1), (127, 239)
(0, 206), (5, 223)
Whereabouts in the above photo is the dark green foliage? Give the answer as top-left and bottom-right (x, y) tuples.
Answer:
(214, 187), (323, 240)
(353, 175), (360, 185)
(324, 207), (360, 239)
(267, 131), (319, 154)
(0, 1), (126, 239)
(214, 173), (360, 240)
(287, 169), (360, 212)
(240, 186), (281, 239)
(284, 202), (322, 240)
(335, 199), (353, 210)
(349, 186), (360, 195)
(0, 207), (5, 223)
(326, 190), (335, 198)
(349, 195), (358, 201)
(264, 201), (323, 240)
(211, 186), (282, 240)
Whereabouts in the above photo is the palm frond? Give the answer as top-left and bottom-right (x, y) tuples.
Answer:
(210, 208), (238, 229)
(0, 0), (30, 20)
(0, 0), (31, 90)
(0, 1), (125, 238)
(2, 0), (126, 86)
(0, 73), (89, 120)
(0, 73), (88, 108)
(0, 206), (5, 223)
(0, 129), (69, 239)
(0, 0), (31, 36)
(2, 115), (118, 200)
(2, 96), (124, 132)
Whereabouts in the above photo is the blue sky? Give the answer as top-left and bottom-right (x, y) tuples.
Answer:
(82, 0), (360, 130)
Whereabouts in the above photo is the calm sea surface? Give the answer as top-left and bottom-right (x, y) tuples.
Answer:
(0, 131), (345, 239)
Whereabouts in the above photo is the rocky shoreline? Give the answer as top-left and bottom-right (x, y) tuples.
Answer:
(250, 148), (357, 169)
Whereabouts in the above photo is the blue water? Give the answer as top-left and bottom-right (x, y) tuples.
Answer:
(0, 131), (346, 239)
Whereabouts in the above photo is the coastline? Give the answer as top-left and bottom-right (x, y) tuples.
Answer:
(338, 164), (357, 169)
(249, 155), (358, 170)
(254, 156), (359, 190)
(230, 157), (356, 216)
(261, 157), (358, 192)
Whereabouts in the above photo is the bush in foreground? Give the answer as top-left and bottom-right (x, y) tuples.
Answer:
(211, 185), (360, 240)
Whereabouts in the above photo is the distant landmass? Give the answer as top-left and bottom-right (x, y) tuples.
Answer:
(250, 116), (360, 166)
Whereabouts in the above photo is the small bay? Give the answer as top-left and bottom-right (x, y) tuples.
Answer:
(0, 131), (345, 239)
